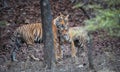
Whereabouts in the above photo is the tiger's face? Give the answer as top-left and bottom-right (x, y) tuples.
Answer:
(54, 13), (69, 30)
(54, 13), (71, 43)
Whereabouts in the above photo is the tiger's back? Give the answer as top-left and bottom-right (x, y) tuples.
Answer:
(14, 23), (42, 46)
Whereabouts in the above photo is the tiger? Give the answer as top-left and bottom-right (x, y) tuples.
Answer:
(11, 13), (71, 62)
(68, 27), (94, 69)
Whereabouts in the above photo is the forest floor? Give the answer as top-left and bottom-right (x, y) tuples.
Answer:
(0, 0), (120, 72)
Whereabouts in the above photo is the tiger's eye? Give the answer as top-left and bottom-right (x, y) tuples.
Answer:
(59, 18), (62, 22)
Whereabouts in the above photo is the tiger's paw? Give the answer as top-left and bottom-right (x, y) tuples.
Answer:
(30, 55), (39, 61)
(11, 55), (18, 62)
(12, 58), (18, 62)
(55, 59), (63, 65)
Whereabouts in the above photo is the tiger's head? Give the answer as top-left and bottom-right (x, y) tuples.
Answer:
(54, 13), (71, 43)
(54, 13), (69, 30)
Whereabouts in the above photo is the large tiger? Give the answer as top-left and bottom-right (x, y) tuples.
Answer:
(11, 13), (72, 62)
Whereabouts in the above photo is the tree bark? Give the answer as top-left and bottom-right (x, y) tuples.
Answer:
(40, 0), (55, 69)
(87, 32), (96, 72)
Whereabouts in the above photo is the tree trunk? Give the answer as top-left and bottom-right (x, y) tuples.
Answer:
(87, 32), (96, 72)
(40, 0), (55, 69)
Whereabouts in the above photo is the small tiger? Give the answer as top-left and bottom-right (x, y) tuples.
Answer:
(58, 26), (90, 60)
(11, 13), (70, 62)
(60, 26), (95, 70)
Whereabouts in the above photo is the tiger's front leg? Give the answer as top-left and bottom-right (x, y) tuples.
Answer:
(54, 39), (62, 62)
(11, 38), (21, 61)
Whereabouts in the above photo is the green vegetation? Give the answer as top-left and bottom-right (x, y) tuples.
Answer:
(73, 0), (120, 37)
(0, 21), (7, 26)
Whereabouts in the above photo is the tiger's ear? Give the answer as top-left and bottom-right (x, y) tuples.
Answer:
(59, 12), (64, 16)
(65, 15), (69, 25)
(65, 15), (69, 22)
(59, 12), (62, 15)
(65, 15), (69, 19)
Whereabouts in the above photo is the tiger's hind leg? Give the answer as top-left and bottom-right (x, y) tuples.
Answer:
(11, 37), (22, 61)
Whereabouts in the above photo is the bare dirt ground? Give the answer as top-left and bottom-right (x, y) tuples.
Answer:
(0, 0), (120, 72)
